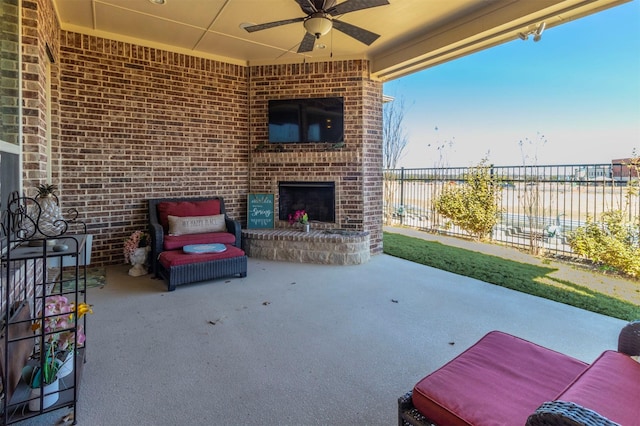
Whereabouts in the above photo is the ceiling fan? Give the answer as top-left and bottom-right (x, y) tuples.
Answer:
(243, 0), (390, 53)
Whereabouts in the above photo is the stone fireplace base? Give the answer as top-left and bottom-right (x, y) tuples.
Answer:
(241, 229), (370, 265)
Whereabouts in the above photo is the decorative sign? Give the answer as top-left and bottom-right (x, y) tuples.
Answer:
(247, 194), (274, 229)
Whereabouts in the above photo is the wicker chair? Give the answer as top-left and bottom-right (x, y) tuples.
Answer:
(526, 401), (621, 426)
(618, 320), (640, 356)
(148, 196), (246, 291)
(398, 321), (640, 426)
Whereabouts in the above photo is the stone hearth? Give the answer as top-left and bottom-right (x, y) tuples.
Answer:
(241, 229), (370, 265)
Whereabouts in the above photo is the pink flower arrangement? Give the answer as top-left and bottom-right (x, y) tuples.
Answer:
(26, 295), (93, 387)
(35, 295), (88, 352)
(288, 210), (308, 225)
(124, 230), (149, 264)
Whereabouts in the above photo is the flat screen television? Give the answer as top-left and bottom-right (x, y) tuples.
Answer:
(268, 97), (344, 143)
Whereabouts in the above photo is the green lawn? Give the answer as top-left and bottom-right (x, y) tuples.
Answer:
(383, 232), (640, 321)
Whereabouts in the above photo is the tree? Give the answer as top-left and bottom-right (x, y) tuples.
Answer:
(518, 131), (548, 255)
(434, 160), (502, 240)
(382, 96), (409, 224)
(568, 151), (640, 277)
(382, 96), (409, 169)
(427, 126), (455, 168)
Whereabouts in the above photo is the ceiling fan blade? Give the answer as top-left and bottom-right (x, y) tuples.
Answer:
(332, 19), (380, 45)
(244, 17), (305, 33)
(297, 32), (317, 53)
(327, 0), (389, 16)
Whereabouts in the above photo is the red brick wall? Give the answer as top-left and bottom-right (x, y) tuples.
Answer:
(57, 32), (250, 265)
(362, 79), (384, 254)
(21, 0), (60, 191)
(18, 3), (383, 266)
(248, 61), (383, 253)
(1, 0), (56, 325)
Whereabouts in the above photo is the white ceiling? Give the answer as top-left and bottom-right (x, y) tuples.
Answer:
(52, 0), (630, 81)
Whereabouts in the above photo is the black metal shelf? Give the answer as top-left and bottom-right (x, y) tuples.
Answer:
(1, 195), (88, 425)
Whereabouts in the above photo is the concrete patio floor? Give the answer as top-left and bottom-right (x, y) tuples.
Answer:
(17, 251), (627, 425)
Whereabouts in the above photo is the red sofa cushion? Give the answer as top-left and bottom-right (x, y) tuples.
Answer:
(163, 232), (236, 250)
(159, 245), (245, 267)
(412, 331), (588, 426)
(157, 199), (221, 231)
(554, 350), (640, 425)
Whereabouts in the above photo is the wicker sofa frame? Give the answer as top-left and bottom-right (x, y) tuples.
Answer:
(148, 196), (247, 291)
(398, 320), (640, 426)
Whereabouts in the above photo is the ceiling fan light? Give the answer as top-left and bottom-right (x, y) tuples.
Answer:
(304, 16), (332, 39)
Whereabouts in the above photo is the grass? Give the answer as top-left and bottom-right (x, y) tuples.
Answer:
(383, 232), (640, 321)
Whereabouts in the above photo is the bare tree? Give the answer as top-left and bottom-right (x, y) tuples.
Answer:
(426, 126), (456, 230)
(427, 126), (455, 168)
(382, 96), (409, 225)
(383, 96), (409, 169)
(518, 131), (549, 255)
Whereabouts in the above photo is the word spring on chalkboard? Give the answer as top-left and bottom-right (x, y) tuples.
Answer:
(247, 194), (274, 229)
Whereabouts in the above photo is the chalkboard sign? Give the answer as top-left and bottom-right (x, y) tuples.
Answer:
(247, 194), (274, 229)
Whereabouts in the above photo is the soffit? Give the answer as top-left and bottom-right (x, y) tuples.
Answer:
(52, 0), (631, 81)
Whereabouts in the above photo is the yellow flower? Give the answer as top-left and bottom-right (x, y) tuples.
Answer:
(76, 303), (94, 318)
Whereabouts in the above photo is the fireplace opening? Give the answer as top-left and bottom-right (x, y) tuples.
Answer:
(279, 181), (335, 223)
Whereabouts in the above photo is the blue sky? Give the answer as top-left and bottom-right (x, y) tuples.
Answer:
(383, 1), (640, 168)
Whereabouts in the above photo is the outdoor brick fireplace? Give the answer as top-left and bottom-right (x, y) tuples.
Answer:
(246, 61), (384, 258)
(245, 176), (371, 265)
(278, 181), (335, 223)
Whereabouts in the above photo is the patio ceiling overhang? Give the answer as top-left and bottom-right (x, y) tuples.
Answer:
(53, 0), (630, 82)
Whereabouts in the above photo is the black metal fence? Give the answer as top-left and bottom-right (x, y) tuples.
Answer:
(384, 163), (640, 255)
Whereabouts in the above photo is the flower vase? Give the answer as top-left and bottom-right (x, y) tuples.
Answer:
(128, 246), (150, 277)
(28, 379), (60, 411)
(302, 223), (310, 233)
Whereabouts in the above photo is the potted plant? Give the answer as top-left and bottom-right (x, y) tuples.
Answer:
(23, 296), (93, 410)
(124, 230), (150, 276)
(21, 343), (62, 410)
(288, 210), (309, 232)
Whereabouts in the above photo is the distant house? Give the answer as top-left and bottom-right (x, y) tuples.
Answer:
(612, 158), (640, 183)
(573, 165), (612, 182)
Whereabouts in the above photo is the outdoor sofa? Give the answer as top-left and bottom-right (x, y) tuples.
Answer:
(148, 196), (247, 291)
(398, 320), (640, 426)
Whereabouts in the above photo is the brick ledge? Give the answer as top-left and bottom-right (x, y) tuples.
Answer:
(241, 229), (370, 265)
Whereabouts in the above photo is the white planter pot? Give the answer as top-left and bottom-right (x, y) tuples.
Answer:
(128, 246), (150, 277)
(57, 352), (74, 379)
(29, 379), (59, 411)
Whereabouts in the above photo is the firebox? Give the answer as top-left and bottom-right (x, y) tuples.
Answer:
(279, 181), (335, 223)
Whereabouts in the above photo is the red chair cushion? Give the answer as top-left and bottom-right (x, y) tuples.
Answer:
(554, 350), (640, 425)
(157, 199), (221, 231)
(412, 331), (588, 426)
(163, 232), (235, 250)
(159, 245), (245, 267)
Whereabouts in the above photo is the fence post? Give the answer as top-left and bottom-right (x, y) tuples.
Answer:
(490, 164), (495, 241)
(400, 167), (405, 225)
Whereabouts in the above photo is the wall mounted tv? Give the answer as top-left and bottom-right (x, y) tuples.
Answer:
(268, 97), (344, 143)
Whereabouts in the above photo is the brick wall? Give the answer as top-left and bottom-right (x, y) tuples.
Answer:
(248, 61), (383, 254)
(57, 32), (250, 265)
(55, 46), (383, 264)
(15, 2), (383, 266)
(361, 79), (384, 254)
(21, 0), (60, 190)
(0, 0), (20, 148)
(0, 0), (58, 327)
